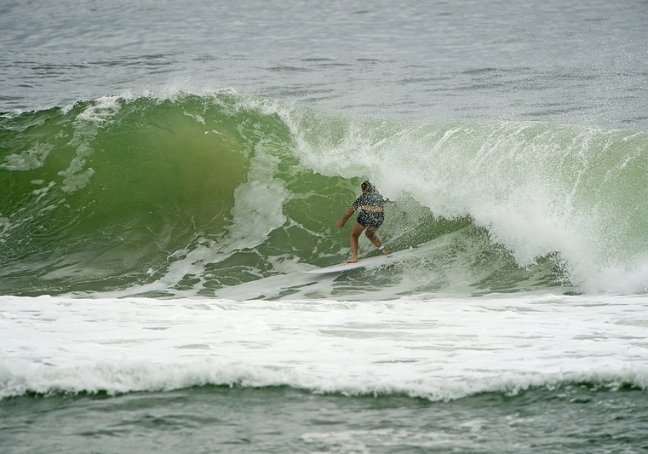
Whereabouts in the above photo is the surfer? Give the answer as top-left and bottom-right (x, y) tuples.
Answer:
(336, 180), (390, 263)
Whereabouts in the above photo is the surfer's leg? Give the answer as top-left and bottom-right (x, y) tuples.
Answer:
(348, 222), (365, 263)
(365, 227), (390, 255)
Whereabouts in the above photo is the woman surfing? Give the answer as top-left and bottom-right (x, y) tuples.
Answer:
(336, 181), (390, 263)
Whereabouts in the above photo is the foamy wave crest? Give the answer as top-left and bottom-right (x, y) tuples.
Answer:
(1, 295), (647, 400)
(1, 359), (646, 401)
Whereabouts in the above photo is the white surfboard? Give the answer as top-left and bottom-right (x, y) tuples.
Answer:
(303, 253), (397, 275)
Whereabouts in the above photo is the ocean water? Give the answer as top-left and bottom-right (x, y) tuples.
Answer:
(1, 0), (648, 452)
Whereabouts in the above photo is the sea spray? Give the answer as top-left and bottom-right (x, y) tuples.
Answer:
(279, 107), (648, 292)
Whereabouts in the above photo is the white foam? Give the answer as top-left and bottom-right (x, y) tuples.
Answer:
(0, 143), (54, 171)
(75, 96), (122, 124)
(1, 294), (646, 400)
(0, 217), (10, 244)
(53, 96), (123, 193)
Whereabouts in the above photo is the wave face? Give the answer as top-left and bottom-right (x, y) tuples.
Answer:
(2, 92), (648, 296)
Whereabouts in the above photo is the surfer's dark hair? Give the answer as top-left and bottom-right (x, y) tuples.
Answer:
(361, 180), (374, 193)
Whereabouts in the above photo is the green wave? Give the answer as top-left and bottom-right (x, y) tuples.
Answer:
(1, 93), (647, 296)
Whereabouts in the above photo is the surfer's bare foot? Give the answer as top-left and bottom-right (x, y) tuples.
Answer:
(346, 257), (358, 263)
(380, 246), (390, 255)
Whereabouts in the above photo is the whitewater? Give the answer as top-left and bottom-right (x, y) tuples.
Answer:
(2, 293), (647, 400)
(1, 0), (647, 452)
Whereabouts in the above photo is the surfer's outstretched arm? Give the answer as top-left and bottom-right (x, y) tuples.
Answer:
(336, 207), (356, 228)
